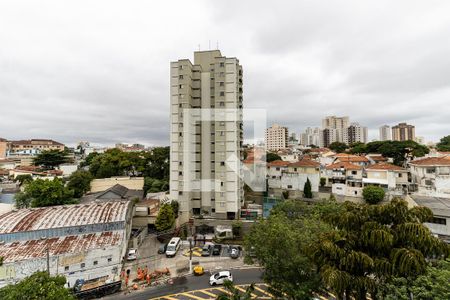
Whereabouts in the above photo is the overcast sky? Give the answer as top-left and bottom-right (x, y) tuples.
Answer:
(1, 0), (449, 146)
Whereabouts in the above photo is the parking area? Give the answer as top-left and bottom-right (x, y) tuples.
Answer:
(150, 283), (274, 300)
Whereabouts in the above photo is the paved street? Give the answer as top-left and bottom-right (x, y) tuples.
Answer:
(103, 267), (264, 300)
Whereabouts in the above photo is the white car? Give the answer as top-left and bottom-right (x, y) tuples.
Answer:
(209, 271), (233, 286)
(127, 249), (137, 261)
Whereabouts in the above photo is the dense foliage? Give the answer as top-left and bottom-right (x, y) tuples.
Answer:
(265, 152), (282, 163)
(15, 174), (33, 185)
(216, 281), (254, 300)
(245, 199), (450, 300)
(33, 150), (71, 169)
(0, 271), (75, 300)
(362, 185), (385, 204)
(245, 200), (340, 299)
(329, 142), (347, 153)
(14, 178), (75, 208)
(155, 203), (175, 232)
(364, 140), (429, 166)
(66, 170), (93, 198)
(436, 135), (450, 151)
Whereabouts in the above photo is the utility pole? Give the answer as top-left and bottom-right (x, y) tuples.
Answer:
(46, 246), (50, 275)
(188, 237), (193, 274)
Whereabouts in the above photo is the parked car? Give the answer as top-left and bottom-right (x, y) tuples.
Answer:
(212, 244), (222, 256)
(201, 245), (212, 256)
(209, 271), (233, 286)
(158, 243), (167, 254)
(127, 249), (137, 261)
(193, 265), (205, 276)
(230, 246), (240, 259)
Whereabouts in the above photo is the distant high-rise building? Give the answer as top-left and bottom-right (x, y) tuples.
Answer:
(392, 122), (415, 141)
(347, 123), (368, 144)
(300, 127), (322, 147)
(322, 116), (349, 144)
(322, 128), (339, 148)
(170, 50), (244, 222)
(379, 125), (391, 141)
(265, 124), (288, 151)
(288, 132), (298, 146)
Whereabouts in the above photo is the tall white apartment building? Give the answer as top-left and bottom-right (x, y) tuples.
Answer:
(347, 123), (368, 144)
(265, 124), (288, 151)
(170, 50), (244, 222)
(379, 125), (391, 141)
(322, 116), (349, 144)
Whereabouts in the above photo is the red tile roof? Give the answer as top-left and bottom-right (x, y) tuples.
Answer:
(366, 162), (405, 171)
(335, 154), (369, 163)
(326, 162), (363, 170)
(367, 155), (388, 162)
(410, 157), (450, 166)
(267, 160), (290, 167)
(288, 159), (320, 168)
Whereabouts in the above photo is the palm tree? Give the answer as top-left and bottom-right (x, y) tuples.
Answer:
(216, 281), (255, 300)
(312, 198), (449, 300)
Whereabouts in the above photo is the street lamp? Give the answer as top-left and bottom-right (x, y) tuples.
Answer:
(187, 237), (193, 274)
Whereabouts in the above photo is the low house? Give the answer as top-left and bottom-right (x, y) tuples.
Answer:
(80, 184), (144, 203)
(267, 160), (290, 189)
(280, 159), (321, 198)
(363, 162), (410, 195)
(334, 154), (371, 167)
(9, 167), (63, 180)
(409, 157), (450, 198)
(325, 161), (364, 198)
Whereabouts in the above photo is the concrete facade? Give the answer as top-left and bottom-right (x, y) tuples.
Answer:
(265, 124), (288, 151)
(170, 50), (244, 222)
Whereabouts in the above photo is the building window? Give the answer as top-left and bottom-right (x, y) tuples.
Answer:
(221, 182), (224, 187)
(179, 171), (183, 176)
(431, 217), (447, 225)
(179, 65), (183, 70)
(192, 208), (201, 215)
(294, 168), (297, 172)
(287, 185), (292, 189)
(179, 161), (182, 166)
(219, 82), (224, 86)
(107, 258), (112, 263)
(179, 75), (184, 79)
(179, 132), (183, 137)
(212, 208), (215, 213)
(219, 62), (225, 67)
(81, 263), (85, 268)
(219, 101), (225, 107)
(398, 173), (403, 177)
(220, 92), (225, 96)
(64, 266), (69, 271)
(352, 171), (357, 175)
(220, 162), (225, 166)
(426, 168), (436, 174)
(178, 191), (183, 195)
(93, 261), (98, 266)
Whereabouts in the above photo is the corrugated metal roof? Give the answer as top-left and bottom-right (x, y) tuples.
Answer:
(0, 201), (129, 234)
(0, 230), (123, 263)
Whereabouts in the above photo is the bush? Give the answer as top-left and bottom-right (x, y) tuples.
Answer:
(363, 185), (385, 204)
(320, 177), (326, 187)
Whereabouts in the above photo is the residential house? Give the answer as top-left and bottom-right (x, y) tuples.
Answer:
(267, 160), (290, 189)
(363, 162), (410, 195)
(280, 159), (321, 198)
(411, 195), (450, 240)
(334, 153), (371, 167)
(409, 157), (450, 198)
(81, 184), (144, 203)
(325, 162), (364, 198)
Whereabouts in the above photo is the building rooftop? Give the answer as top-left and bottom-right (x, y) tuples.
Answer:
(288, 159), (320, 168)
(335, 154), (370, 163)
(10, 139), (64, 146)
(366, 162), (405, 171)
(0, 230), (123, 263)
(410, 156), (450, 166)
(326, 161), (363, 170)
(411, 195), (450, 217)
(267, 160), (290, 167)
(0, 201), (129, 234)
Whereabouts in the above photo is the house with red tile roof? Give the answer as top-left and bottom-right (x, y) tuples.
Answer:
(325, 162), (364, 197)
(334, 154), (370, 167)
(409, 156), (450, 198)
(363, 162), (410, 195)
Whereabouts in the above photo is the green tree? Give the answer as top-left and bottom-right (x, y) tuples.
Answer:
(66, 170), (93, 198)
(216, 280), (254, 300)
(320, 177), (326, 187)
(329, 142), (347, 153)
(155, 203), (175, 232)
(365, 141), (429, 166)
(245, 200), (333, 299)
(265, 152), (282, 163)
(379, 259), (450, 300)
(349, 142), (368, 154)
(0, 271), (75, 300)
(303, 178), (313, 198)
(143, 146), (170, 180)
(15, 174), (33, 186)
(15, 178), (74, 208)
(143, 177), (169, 194)
(362, 185), (385, 204)
(170, 200), (179, 218)
(436, 135), (450, 151)
(33, 150), (71, 169)
(312, 198), (449, 300)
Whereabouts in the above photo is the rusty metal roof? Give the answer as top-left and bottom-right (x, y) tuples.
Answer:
(0, 201), (129, 234)
(0, 230), (123, 263)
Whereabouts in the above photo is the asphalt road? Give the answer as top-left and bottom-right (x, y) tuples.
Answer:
(103, 267), (264, 300)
